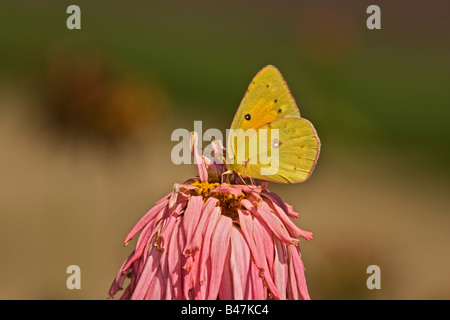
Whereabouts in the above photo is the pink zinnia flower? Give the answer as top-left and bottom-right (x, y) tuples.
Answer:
(108, 132), (313, 300)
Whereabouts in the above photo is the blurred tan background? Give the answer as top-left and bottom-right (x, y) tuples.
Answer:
(1, 0), (449, 299)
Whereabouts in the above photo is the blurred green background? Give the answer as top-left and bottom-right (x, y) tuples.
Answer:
(1, 0), (449, 299)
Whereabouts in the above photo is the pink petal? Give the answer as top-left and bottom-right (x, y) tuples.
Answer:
(238, 208), (280, 299)
(206, 215), (232, 300)
(273, 238), (288, 300)
(240, 184), (261, 195)
(245, 192), (262, 208)
(159, 209), (181, 251)
(289, 245), (310, 300)
(107, 253), (133, 298)
(131, 242), (162, 300)
(218, 248), (233, 300)
(249, 262), (265, 299)
(183, 250), (200, 298)
(190, 131), (208, 182)
(260, 181), (269, 190)
(237, 208), (264, 270)
(263, 194), (313, 240)
(145, 267), (165, 300)
(184, 197), (218, 256)
(177, 220), (192, 300)
(157, 192), (172, 203)
(287, 249), (299, 300)
(253, 217), (274, 276)
(134, 251), (146, 280)
(285, 203), (299, 219)
(252, 215), (281, 300)
(168, 189), (189, 217)
(261, 190), (288, 212)
(244, 275), (253, 300)
(241, 199), (299, 245)
(229, 227), (251, 300)
(164, 278), (173, 300)
(119, 284), (132, 300)
(124, 198), (169, 245)
(210, 138), (224, 158)
(160, 198), (187, 250)
(197, 258), (212, 300)
(159, 242), (172, 300)
(182, 196), (204, 248)
(210, 183), (242, 198)
(169, 183), (195, 209)
(123, 221), (159, 271)
(197, 206), (222, 299)
(167, 219), (184, 300)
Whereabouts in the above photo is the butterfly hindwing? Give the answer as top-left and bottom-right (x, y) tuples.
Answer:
(227, 117), (320, 183)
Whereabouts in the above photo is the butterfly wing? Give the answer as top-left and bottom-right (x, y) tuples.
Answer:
(228, 117), (320, 183)
(230, 65), (301, 132)
(226, 65), (320, 183)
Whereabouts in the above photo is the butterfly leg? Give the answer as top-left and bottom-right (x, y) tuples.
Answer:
(221, 170), (234, 185)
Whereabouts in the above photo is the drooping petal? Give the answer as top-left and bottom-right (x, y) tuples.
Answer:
(237, 208), (264, 271)
(273, 237), (288, 300)
(241, 199), (299, 245)
(289, 245), (310, 300)
(262, 190), (298, 219)
(197, 206), (222, 299)
(238, 207), (280, 299)
(169, 183), (196, 209)
(184, 197), (218, 256)
(177, 219), (191, 300)
(145, 267), (165, 300)
(285, 203), (300, 220)
(229, 226), (251, 300)
(131, 237), (162, 300)
(159, 204), (183, 251)
(218, 247), (233, 300)
(240, 184), (261, 195)
(249, 262), (265, 299)
(167, 219), (184, 300)
(287, 248), (299, 300)
(134, 251), (146, 282)
(182, 195), (203, 247)
(107, 253), (133, 298)
(183, 250), (201, 298)
(252, 215), (281, 300)
(124, 198), (168, 245)
(206, 215), (233, 300)
(123, 216), (161, 271)
(159, 239), (171, 299)
(119, 284), (132, 300)
(262, 193), (313, 240)
(243, 272), (253, 300)
(190, 131), (208, 182)
(210, 183), (242, 198)
(252, 216), (274, 276)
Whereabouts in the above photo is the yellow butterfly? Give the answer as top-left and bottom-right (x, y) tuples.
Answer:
(226, 65), (320, 183)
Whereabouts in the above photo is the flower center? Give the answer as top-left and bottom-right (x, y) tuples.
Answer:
(191, 179), (220, 198)
(190, 179), (245, 219)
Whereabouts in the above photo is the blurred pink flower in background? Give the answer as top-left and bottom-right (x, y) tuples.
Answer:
(108, 133), (313, 300)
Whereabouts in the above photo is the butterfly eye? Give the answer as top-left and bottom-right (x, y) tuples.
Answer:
(244, 114), (251, 121)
